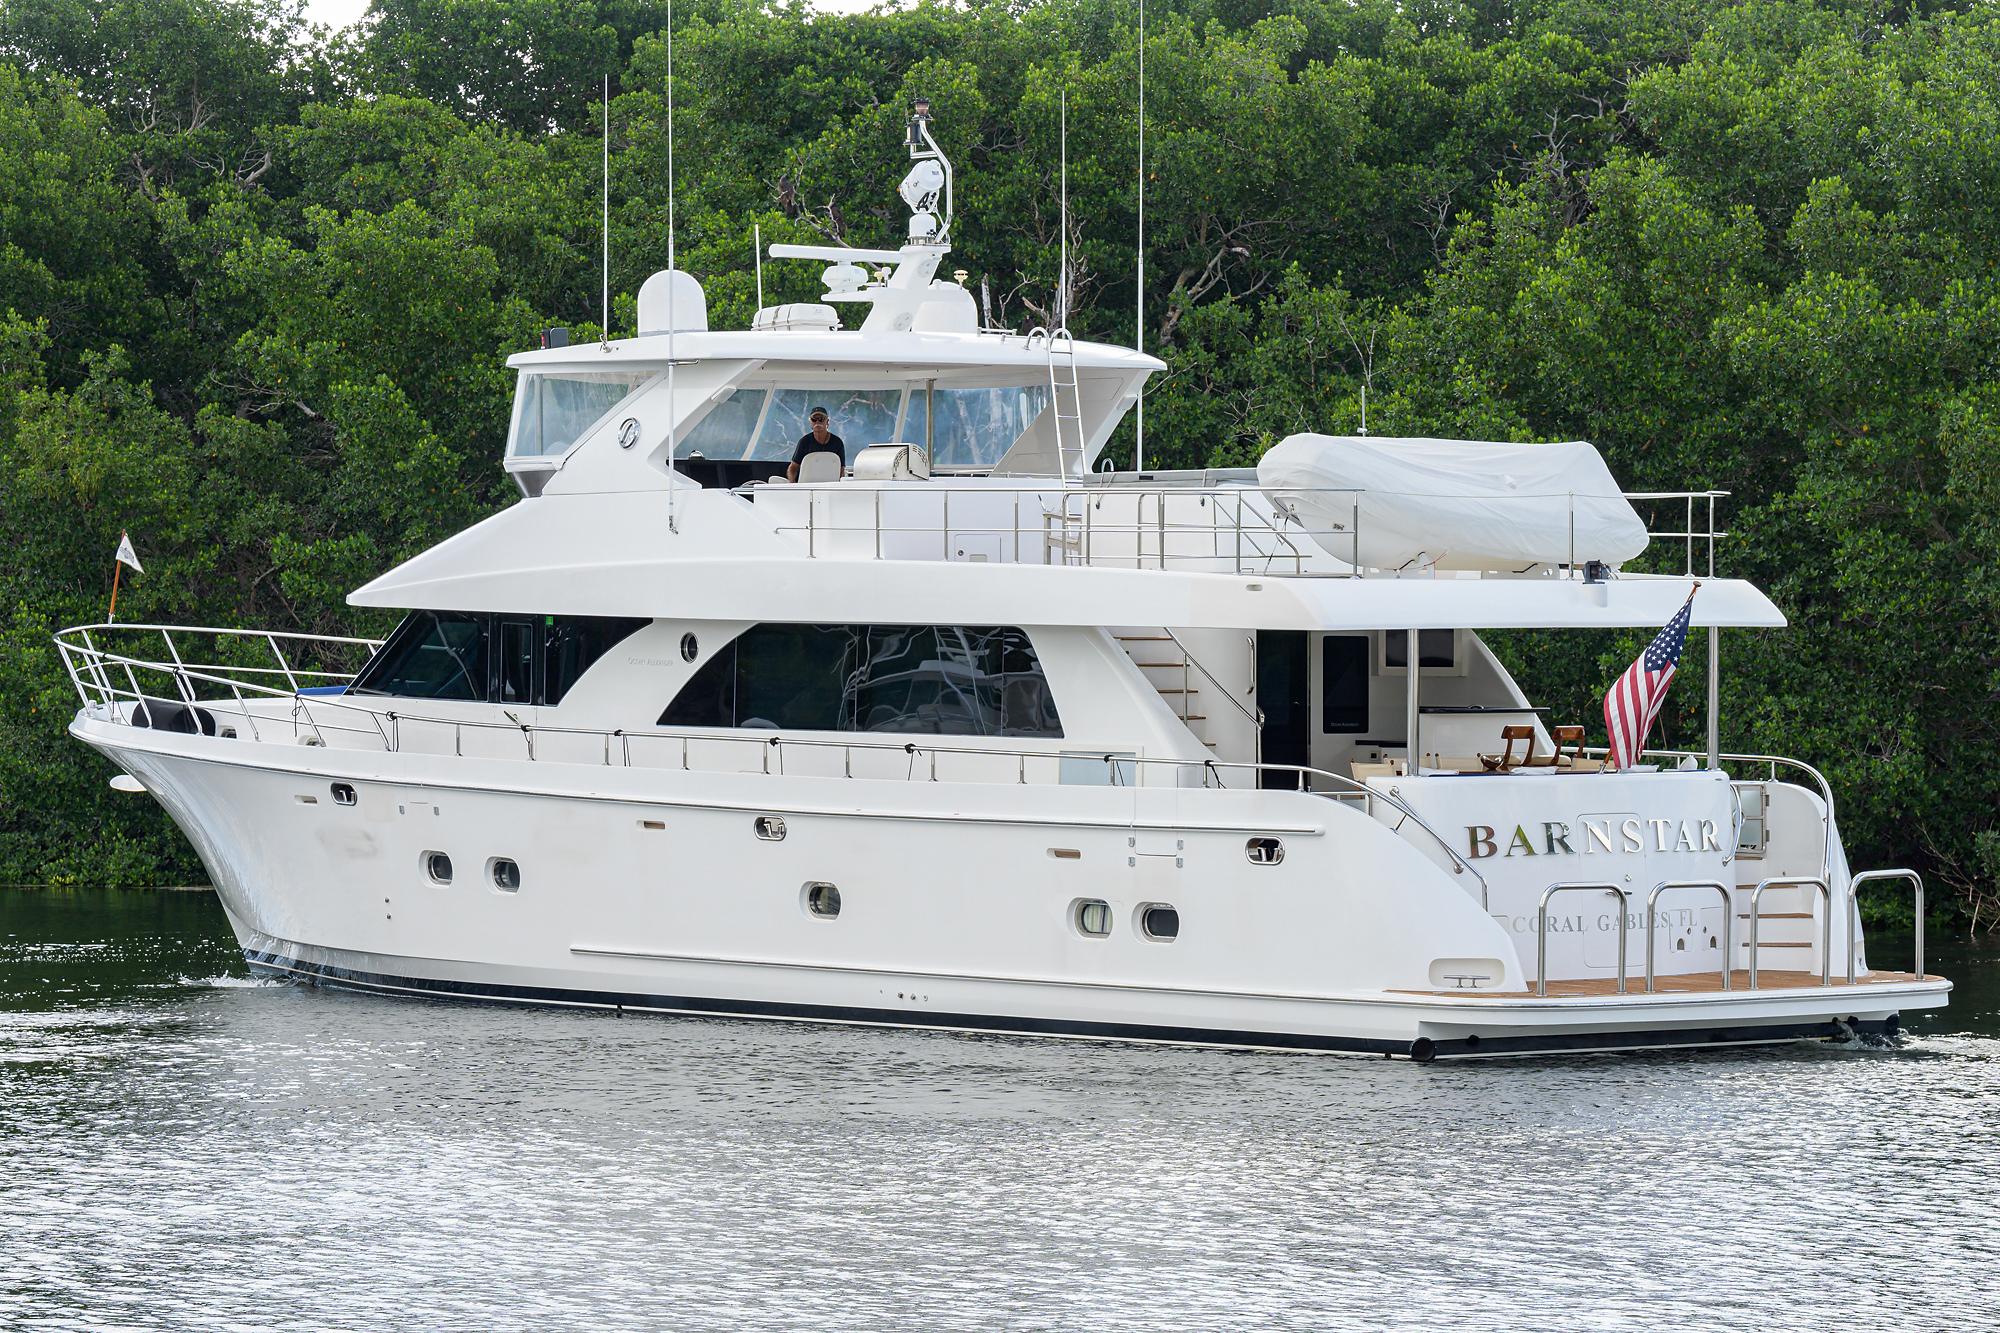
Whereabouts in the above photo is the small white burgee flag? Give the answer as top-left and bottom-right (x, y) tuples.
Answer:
(109, 530), (142, 621)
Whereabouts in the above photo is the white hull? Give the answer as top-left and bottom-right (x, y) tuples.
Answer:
(83, 717), (1946, 1061)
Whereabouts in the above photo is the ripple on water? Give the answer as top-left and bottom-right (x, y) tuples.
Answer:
(1, 889), (1997, 1332)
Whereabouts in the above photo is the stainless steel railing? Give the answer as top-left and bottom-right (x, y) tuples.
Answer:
(1848, 869), (1924, 982)
(55, 622), (1489, 906)
(1644, 879), (1733, 993)
(741, 480), (1731, 580)
(1537, 881), (1631, 996)
(1750, 875), (1833, 989)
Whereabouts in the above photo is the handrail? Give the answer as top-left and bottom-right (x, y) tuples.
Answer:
(1586, 745), (1836, 887)
(738, 479), (1728, 579)
(57, 622), (1491, 905)
(1848, 869), (1924, 982)
(1161, 628), (1263, 729)
(1645, 879), (1733, 994)
(1538, 881), (1630, 996)
(1750, 876), (1832, 989)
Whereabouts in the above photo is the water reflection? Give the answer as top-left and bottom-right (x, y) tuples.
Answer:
(2, 889), (1996, 1331)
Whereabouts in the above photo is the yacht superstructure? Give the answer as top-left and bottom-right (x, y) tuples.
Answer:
(58, 105), (1945, 1059)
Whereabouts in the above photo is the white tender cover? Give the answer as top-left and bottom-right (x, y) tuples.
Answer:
(1257, 434), (1650, 572)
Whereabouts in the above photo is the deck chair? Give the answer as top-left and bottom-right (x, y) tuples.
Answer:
(1550, 725), (1586, 767)
(797, 450), (842, 483)
(1479, 724), (1541, 772)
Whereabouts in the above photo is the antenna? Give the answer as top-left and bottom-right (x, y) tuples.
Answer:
(601, 73), (610, 349)
(754, 221), (764, 310)
(1134, 0), (1145, 472)
(1058, 85), (1069, 329)
(665, 0), (679, 533)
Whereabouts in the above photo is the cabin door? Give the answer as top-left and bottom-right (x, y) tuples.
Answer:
(1256, 630), (1311, 787)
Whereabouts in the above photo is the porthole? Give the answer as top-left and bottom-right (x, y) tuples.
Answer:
(330, 782), (357, 806)
(803, 881), (841, 919)
(1246, 837), (1284, 866)
(680, 632), (699, 662)
(1073, 899), (1111, 938)
(424, 851), (453, 885)
(1139, 903), (1180, 942)
(489, 858), (521, 893)
(754, 815), (787, 841)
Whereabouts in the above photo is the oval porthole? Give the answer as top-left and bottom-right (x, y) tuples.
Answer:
(1073, 899), (1111, 938)
(1139, 903), (1180, 942)
(680, 632), (699, 662)
(754, 815), (787, 841)
(803, 881), (841, 919)
(489, 858), (521, 892)
(1246, 837), (1284, 866)
(425, 851), (453, 885)
(330, 782), (357, 806)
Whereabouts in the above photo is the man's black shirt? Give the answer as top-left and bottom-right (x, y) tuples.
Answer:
(792, 432), (846, 467)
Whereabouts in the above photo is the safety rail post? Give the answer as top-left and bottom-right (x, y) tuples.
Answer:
(1644, 880), (1733, 993)
(157, 628), (199, 706)
(1749, 876), (1832, 989)
(265, 634), (302, 693)
(1537, 881), (1630, 996)
(1848, 869), (1925, 982)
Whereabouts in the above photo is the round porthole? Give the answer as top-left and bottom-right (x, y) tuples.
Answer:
(489, 858), (521, 892)
(680, 632), (699, 662)
(803, 882), (841, 919)
(424, 851), (453, 885)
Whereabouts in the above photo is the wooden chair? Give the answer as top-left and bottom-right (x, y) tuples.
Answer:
(1550, 725), (1586, 767)
(1479, 724), (1539, 771)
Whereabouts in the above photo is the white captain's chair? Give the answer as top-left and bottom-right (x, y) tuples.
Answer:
(796, 450), (842, 484)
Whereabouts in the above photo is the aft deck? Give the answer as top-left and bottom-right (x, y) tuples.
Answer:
(1401, 967), (1934, 999)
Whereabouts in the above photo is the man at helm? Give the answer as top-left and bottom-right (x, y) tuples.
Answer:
(787, 406), (846, 482)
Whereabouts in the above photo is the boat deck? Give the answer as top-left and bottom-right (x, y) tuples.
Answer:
(1401, 968), (1935, 998)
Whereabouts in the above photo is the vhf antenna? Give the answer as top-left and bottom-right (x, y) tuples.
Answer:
(1134, 0), (1145, 472)
(1058, 85), (1069, 329)
(665, 0), (680, 533)
(600, 73), (610, 350)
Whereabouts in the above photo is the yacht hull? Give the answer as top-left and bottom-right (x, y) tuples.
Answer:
(78, 717), (1949, 1061)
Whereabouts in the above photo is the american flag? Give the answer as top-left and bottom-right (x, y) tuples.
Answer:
(1604, 588), (1697, 770)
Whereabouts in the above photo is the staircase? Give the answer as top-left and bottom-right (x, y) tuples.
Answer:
(1114, 627), (1217, 750)
(1736, 885), (1822, 973)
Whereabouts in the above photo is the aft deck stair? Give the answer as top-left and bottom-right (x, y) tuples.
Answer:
(1114, 628), (1217, 749)
(1739, 890), (1822, 964)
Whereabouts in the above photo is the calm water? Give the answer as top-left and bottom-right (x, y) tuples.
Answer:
(2, 889), (1998, 1331)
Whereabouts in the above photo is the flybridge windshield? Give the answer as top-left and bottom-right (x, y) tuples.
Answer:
(678, 383), (1049, 470)
(508, 371), (652, 459)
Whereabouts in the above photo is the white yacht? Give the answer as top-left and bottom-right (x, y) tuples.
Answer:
(59, 107), (1945, 1059)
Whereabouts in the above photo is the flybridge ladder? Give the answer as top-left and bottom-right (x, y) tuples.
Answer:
(1030, 326), (1086, 478)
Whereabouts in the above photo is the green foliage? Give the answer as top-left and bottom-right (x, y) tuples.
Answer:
(0, 0), (1992, 922)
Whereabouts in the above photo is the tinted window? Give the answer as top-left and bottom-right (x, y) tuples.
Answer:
(352, 612), (490, 701)
(659, 625), (1061, 737)
(1321, 635), (1369, 734)
(498, 619), (537, 704)
(1384, 629), (1457, 670)
(353, 612), (643, 705)
(543, 616), (648, 705)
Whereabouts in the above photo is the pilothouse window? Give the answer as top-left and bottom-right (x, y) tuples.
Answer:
(509, 372), (652, 459)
